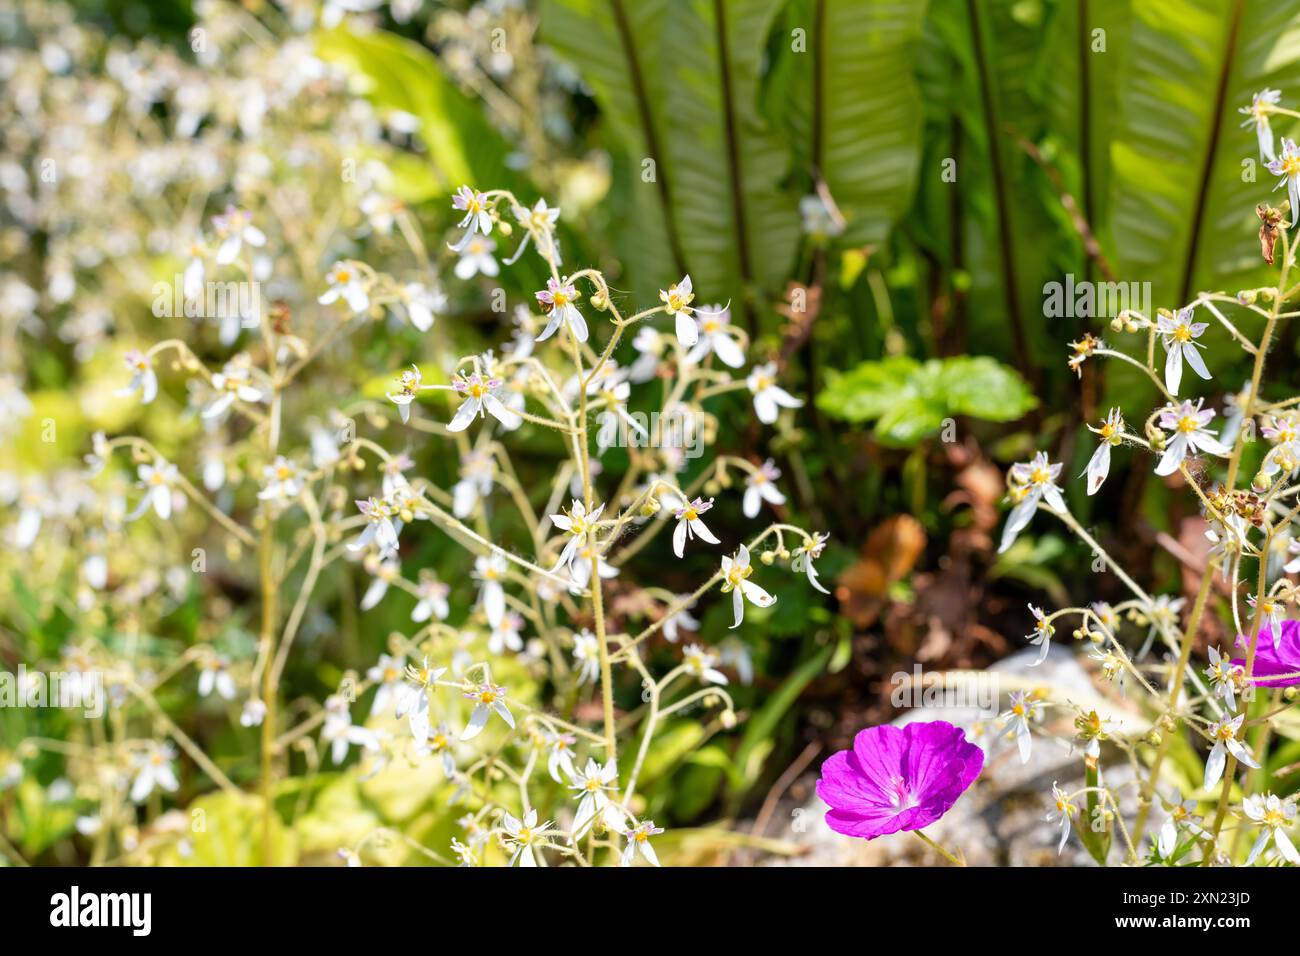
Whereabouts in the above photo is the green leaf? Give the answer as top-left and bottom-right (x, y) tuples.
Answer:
(1077, 759), (1113, 864)
(765, 0), (930, 245)
(1107, 0), (1300, 307)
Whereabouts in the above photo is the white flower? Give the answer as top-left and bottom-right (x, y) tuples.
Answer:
(129, 457), (179, 521)
(546, 732), (578, 783)
(318, 260), (370, 313)
(447, 371), (521, 431)
(394, 658), (446, 742)
(1156, 307), (1211, 395)
(1247, 593), (1286, 650)
(1243, 792), (1300, 865)
(568, 758), (621, 839)
(685, 304), (744, 368)
(1268, 136), (1300, 219)
(454, 235), (499, 279)
(258, 456), (303, 503)
(1046, 781), (1077, 855)
(505, 198), (561, 265)
(488, 611), (525, 655)
(211, 205), (265, 265)
(418, 723), (458, 778)
(747, 362), (804, 424)
(365, 654), (407, 717)
(240, 700), (266, 727)
(452, 450), (494, 518)
(359, 558), (400, 611)
(683, 643), (728, 685)
(349, 495), (401, 557)
(387, 365), (423, 423)
(1204, 714), (1259, 791)
(461, 680), (515, 740)
(1155, 399), (1230, 476)
(549, 498), (604, 573)
(662, 599), (700, 643)
(411, 573), (450, 623)
(572, 629), (601, 685)
(1204, 646), (1243, 713)
(118, 349), (157, 404)
(1139, 595), (1185, 658)
(743, 458), (786, 518)
(505, 304), (540, 359)
(130, 743), (179, 803)
(198, 656), (235, 700)
(321, 695), (377, 765)
(998, 452), (1067, 553)
(791, 532), (830, 594)
(661, 275), (697, 345)
(999, 689), (1041, 764)
(1157, 789), (1203, 858)
(1083, 407), (1124, 495)
(1026, 604), (1055, 664)
(393, 281), (444, 332)
(720, 544), (776, 628)
(203, 360), (266, 420)
(672, 496), (720, 557)
(501, 809), (552, 867)
(534, 276), (587, 343)
(800, 193), (844, 240)
(1241, 89), (1282, 162)
(473, 555), (508, 627)
(451, 185), (493, 250)
(620, 820), (664, 867)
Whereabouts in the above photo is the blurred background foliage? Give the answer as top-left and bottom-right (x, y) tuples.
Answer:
(10, 0), (1300, 862)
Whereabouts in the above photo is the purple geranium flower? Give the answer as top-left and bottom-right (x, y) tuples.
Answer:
(816, 720), (983, 840)
(1233, 619), (1300, 687)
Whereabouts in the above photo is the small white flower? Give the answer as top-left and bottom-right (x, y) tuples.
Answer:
(568, 757), (621, 839)
(489, 611), (525, 655)
(747, 362), (804, 425)
(1083, 407), (1124, 495)
(387, 365), (423, 424)
(547, 732), (578, 783)
(1241, 89), (1282, 162)
(473, 555), (508, 627)
(129, 457), (179, 521)
(506, 198), (561, 265)
(534, 276), (587, 343)
(572, 629), (601, 685)
(240, 700), (266, 727)
(452, 450), (494, 518)
(1247, 593), (1286, 650)
(392, 281), (444, 332)
(418, 723), (458, 778)
(1204, 714), (1260, 791)
(365, 654), (407, 717)
(998, 451), (1068, 553)
(321, 695), (378, 765)
(743, 459), (786, 518)
(686, 304), (744, 368)
(461, 680), (515, 740)
(130, 743), (179, 803)
(662, 599), (700, 643)
(1026, 604), (1055, 664)
(501, 808), (552, 867)
(999, 689), (1041, 764)
(1157, 789), (1204, 858)
(118, 349), (157, 404)
(394, 658), (447, 743)
(1204, 646), (1243, 713)
(411, 573), (450, 623)
(318, 260), (370, 313)
(1155, 399), (1231, 477)
(451, 185), (493, 251)
(454, 235), (499, 279)
(1156, 307), (1211, 395)
(447, 371), (521, 432)
(258, 456), (303, 503)
(1046, 781), (1077, 855)
(683, 643), (728, 686)
(349, 495), (401, 557)
(671, 496), (720, 557)
(661, 275), (697, 346)
(203, 360), (266, 420)
(1243, 792), (1300, 865)
(720, 544), (776, 629)
(1268, 136), (1300, 220)
(359, 558), (400, 611)
(620, 820), (664, 867)
(198, 655), (236, 700)
(211, 205), (265, 265)
(549, 498), (604, 573)
(791, 532), (830, 594)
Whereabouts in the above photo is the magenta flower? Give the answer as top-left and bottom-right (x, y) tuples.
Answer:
(1233, 619), (1300, 687)
(816, 720), (983, 840)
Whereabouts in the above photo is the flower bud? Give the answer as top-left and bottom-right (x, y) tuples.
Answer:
(760, 550), (776, 565)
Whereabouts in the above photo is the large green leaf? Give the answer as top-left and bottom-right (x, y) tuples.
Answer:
(1108, 0), (1300, 308)
(765, 0), (930, 245)
(542, 0), (800, 308)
